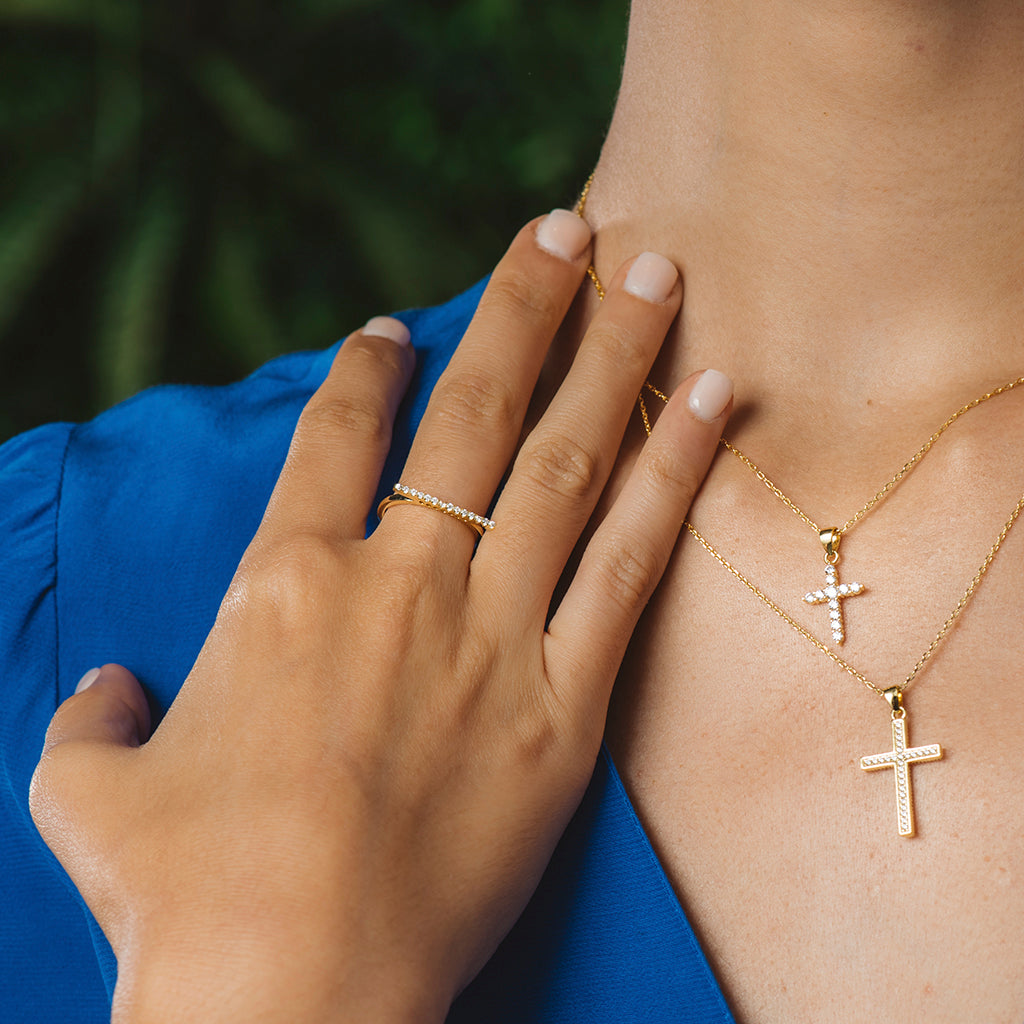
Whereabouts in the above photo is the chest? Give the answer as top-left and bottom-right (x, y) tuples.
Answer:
(606, 507), (1024, 1023)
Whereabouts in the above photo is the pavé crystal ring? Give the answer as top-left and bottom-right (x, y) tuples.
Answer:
(376, 484), (495, 537)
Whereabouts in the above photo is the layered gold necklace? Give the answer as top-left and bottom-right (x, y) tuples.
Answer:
(576, 179), (1024, 837)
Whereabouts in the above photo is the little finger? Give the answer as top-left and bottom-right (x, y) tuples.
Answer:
(259, 318), (415, 545)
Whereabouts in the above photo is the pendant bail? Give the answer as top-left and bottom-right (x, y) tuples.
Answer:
(819, 527), (842, 565)
(883, 686), (904, 716)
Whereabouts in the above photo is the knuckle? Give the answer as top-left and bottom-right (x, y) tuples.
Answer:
(29, 745), (87, 844)
(343, 334), (406, 377)
(508, 709), (562, 768)
(483, 269), (561, 324)
(592, 539), (662, 612)
(501, 682), (594, 786)
(431, 370), (518, 436)
(369, 553), (435, 621)
(641, 440), (705, 497)
(587, 321), (651, 377)
(27, 758), (55, 832)
(240, 533), (344, 634)
(299, 393), (392, 449)
(518, 432), (602, 504)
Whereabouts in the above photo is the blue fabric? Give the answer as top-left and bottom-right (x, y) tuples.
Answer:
(0, 279), (736, 1023)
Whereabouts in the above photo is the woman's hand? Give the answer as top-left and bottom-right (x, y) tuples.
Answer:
(29, 211), (732, 1023)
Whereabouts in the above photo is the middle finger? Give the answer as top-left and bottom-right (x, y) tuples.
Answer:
(475, 251), (682, 616)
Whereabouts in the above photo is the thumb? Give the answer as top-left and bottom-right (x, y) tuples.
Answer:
(30, 665), (153, 936)
(41, 663), (152, 756)
(31, 664), (152, 844)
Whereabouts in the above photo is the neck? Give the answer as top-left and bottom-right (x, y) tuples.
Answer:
(586, 0), (1024, 436)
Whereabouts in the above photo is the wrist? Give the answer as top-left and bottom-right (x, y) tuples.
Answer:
(112, 940), (450, 1024)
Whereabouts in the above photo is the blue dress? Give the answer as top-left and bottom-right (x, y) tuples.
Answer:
(0, 280), (737, 1024)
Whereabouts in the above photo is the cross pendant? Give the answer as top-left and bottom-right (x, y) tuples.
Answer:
(860, 709), (942, 837)
(802, 560), (865, 644)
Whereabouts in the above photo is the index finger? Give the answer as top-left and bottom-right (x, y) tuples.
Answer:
(380, 211), (593, 550)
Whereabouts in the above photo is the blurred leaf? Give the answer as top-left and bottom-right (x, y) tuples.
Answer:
(291, 0), (383, 21)
(92, 0), (143, 174)
(0, 0), (628, 441)
(193, 53), (299, 160)
(95, 179), (185, 406)
(0, 0), (92, 25)
(0, 161), (89, 340)
(203, 216), (281, 366)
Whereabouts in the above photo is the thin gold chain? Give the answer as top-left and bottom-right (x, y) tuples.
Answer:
(718, 385), (1024, 535)
(576, 175), (1024, 700)
(575, 173), (1024, 540)
(685, 501), (1024, 699)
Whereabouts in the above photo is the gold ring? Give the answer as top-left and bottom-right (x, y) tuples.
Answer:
(376, 484), (495, 537)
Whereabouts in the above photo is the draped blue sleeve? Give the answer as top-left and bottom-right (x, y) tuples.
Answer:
(0, 422), (110, 1021)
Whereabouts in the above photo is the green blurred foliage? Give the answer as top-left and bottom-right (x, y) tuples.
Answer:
(0, 0), (627, 441)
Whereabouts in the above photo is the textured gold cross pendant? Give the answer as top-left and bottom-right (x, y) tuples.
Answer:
(860, 697), (942, 837)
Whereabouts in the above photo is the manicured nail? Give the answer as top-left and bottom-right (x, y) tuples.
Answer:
(362, 316), (411, 347)
(623, 252), (678, 303)
(535, 209), (592, 261)
(75, 667), (102, 693)
(687, 369), (733, 423)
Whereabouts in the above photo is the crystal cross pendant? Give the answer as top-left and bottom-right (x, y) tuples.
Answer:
(802, 528), (865, 645)
(860, 689), (942, 837)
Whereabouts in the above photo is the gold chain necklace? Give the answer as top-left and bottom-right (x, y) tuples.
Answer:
(575, 179), (1024, 836)
(576, 174), (1024, 647)
(639, 375), (1024, 644)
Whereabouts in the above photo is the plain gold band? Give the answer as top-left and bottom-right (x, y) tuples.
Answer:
(376, 485), (495, 537)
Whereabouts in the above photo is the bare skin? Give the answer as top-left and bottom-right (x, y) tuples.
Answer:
(589, 0), (1024, 426)
(585, 1), (1024, 1021)
(29, 1), (1024, 1021)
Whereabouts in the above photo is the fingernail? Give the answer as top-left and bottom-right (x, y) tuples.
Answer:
(687, 369), (733, 423)
(623, 252), (679, 303)
(75, 667), (102, 693)
(535, 209), (592, 261)
(362, 316), (411, 347)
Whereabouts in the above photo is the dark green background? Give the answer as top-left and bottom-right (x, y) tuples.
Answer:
(0, 0), (627, 443)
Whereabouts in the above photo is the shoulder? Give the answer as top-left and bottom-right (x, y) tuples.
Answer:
(0, 275), (483, 755)
(0, 274), (486, 773)
(0, 279), (483, 784)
